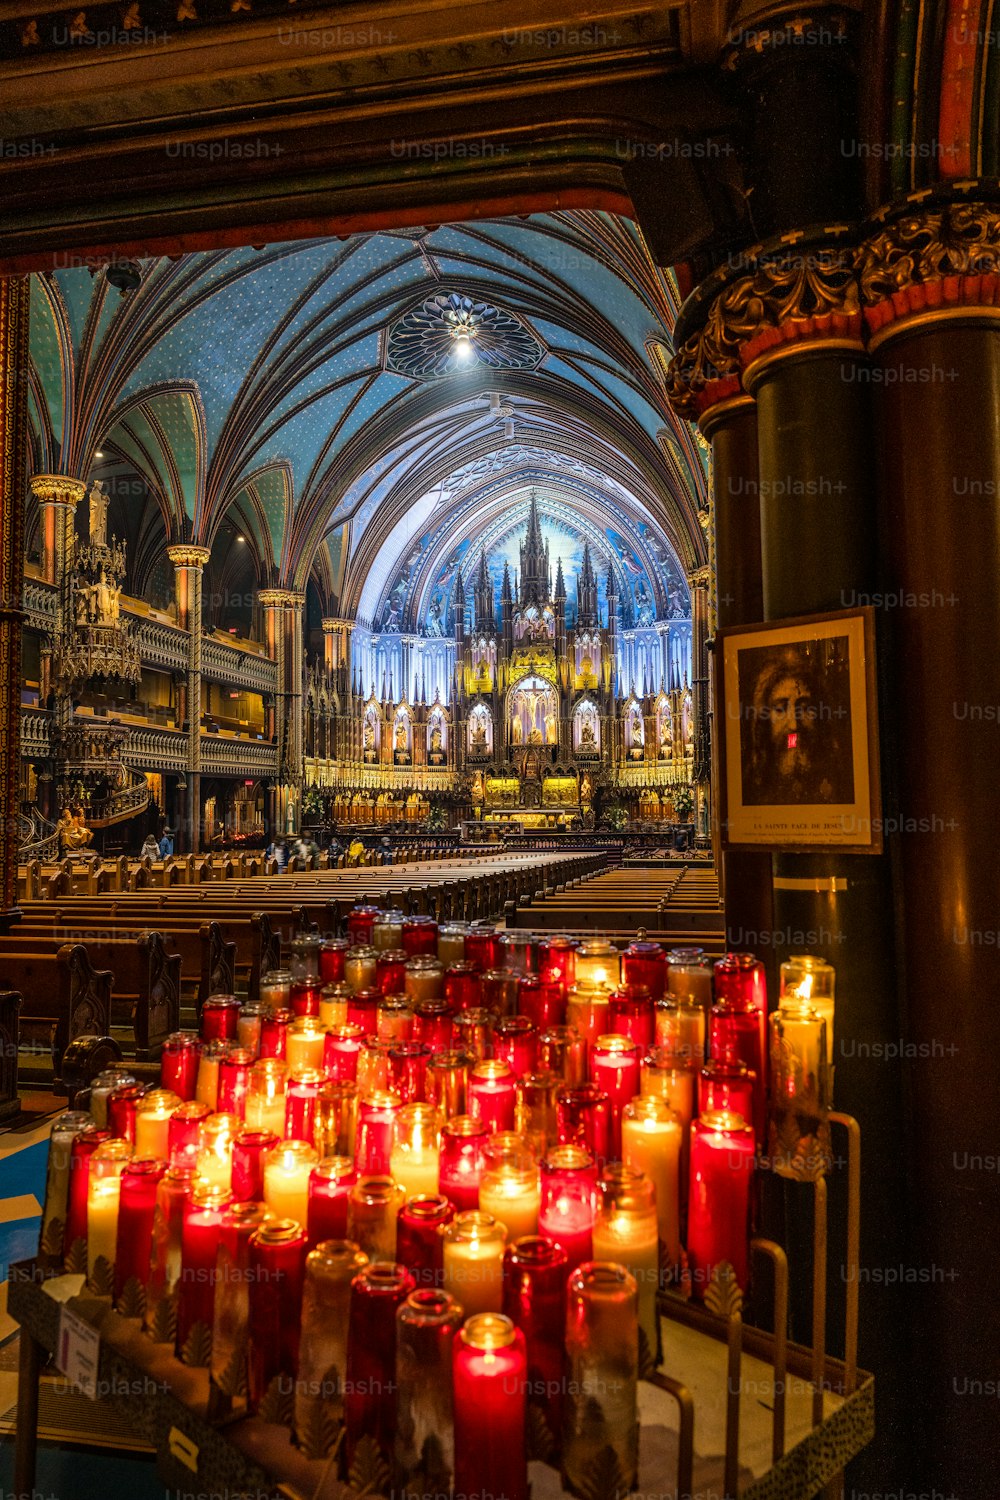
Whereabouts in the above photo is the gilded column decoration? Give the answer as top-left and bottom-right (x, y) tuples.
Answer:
(666, 228), (863, 414)
(168, 544), (211, 853)
(686, 566), (712, 801)
(857, 191), (1000, 346)
(0, 277), (30, 923)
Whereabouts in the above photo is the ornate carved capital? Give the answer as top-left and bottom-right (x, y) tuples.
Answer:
(166, 544), (211, 569)
(258, 588), (305, 609)
(30, 473), (87, 509)
(666, 230), (863, 416)
(687, 565), (712, 590)
(858, 194), (1000, 345)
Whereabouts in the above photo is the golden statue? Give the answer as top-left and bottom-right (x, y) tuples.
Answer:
(471, 715), (488, 749)
(58, 807), (93, 853)
(89, 481), (109, 548)
(394, 720), (407, 752)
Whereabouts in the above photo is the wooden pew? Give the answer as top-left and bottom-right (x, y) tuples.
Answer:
(3, 930), (181, 1078)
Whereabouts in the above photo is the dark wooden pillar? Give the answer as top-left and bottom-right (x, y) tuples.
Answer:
(860, 188), (1000, 1491)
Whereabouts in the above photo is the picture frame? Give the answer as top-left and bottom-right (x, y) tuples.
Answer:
(714, 606), (882, 854)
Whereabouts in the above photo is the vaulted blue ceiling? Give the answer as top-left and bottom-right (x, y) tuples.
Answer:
(27, 211), (709, 611)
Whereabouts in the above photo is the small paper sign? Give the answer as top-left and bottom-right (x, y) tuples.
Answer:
(167, 1426), (200, 1473)
(55, 1305), (100, 1399)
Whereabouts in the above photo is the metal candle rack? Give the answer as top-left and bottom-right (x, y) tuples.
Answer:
(10, 1118), (870, 1500)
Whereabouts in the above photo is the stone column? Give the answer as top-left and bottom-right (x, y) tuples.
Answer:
(168, 545), (210, 854)
(259, 588), (305, 834)
(0, 278), (30, 928)
(856, 186), (1000, 1493)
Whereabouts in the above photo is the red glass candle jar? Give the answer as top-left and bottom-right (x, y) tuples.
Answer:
(444, 961), (483, 1012)
(710, 1004), (767, 1144)
(375, 949), (408, 996)
(232, 1128), (278, 1202)
(259, 1006), (293, 1060)
(608, 986), (656, 1050)
(452, 1008), (492, 1062)
(247, 1220), (308, 1408)
(439, 1116), (489, 1211)
(555, 1084), (612, 1167)
(698, 1058), (756, 1126)
(143, 1164), (195, 1337)
(167, 1100), (210, 1167)
(285, 1070), (324, 1144)
(687, 1110), (756, 1294)
(324, 1023), (366, 1083)
(397, 1194), (454, 1288)
(307, 1155), (357, 1246)
(200, 995), (240, 1043)
(387, 1041), (431, 1105)
(502, 1235), (570, 1438)
(517, 974), (566, 1030)
(377, 997), (413, 1042)
(347, 986), (381, 1033)
(107, 1083), (145, 1145)
(714, 951), (768, 1077)
(217, 1046), (253, 1119)
(161, 1033), (200, 1102)
(402, 915), (439, 957)
(537, 935), (577, 991)
(319, 938), (349, 984)
(177, 1182), (232, 1353)
(113, 1158), (166, 1303)
(355, 1092), (402, 1175)
(464, 928), (501, 971)
(453, 1314), (528, 1500)
(591, 1035), (642, 1157)
(344, 1262), (415, 1466)
(538, 1145), (597, 1275)
(290, 980), (321, 1018)
(482, 968), (519, 1018)
(537, 1026), (587, 1086)
(468, 1060), (517, 1133)
(410, 998), (453, 1054)
(425, 1050), (473, 1118)
(492, 1016), (537, 1079)
(622, 940), (667, 1001)
(346, 905), (381, 944)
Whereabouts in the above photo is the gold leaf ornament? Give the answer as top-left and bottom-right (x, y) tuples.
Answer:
(258, 1373), (295, 1428)
(705, 1260), (744, 1320)
(88, 1255), (115, 1298)
(179, 1319), (214, 1368)
(347, 1432), (392, 1497)
(117, 1276), (147, 1319)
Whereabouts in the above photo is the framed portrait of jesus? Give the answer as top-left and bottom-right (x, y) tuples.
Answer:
(714, 607), (882, 854)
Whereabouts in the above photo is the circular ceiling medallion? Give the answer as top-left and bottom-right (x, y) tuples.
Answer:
(386, 292), (544, 380)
